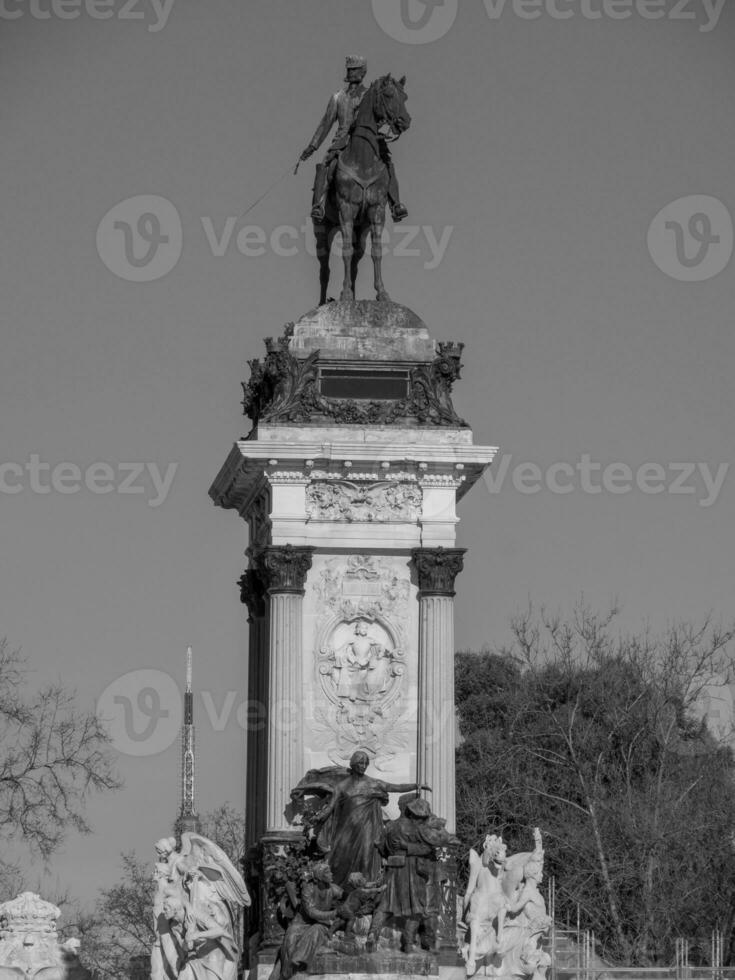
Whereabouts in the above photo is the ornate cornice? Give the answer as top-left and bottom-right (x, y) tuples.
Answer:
(253, 545), (315, 595)
(241, 327), (467, 429)
(238, 567), (267, 621)
(411, 547), (466, 597)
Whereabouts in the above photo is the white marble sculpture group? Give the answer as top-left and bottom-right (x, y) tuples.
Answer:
(460, 828), (551, 980)
(0, 824), (550, 980)
(151, 833), (250, 980)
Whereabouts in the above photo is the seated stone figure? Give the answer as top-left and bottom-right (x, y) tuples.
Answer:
(270, 863), (343, 980)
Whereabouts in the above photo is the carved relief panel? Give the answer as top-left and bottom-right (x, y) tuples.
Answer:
(302, 554), (418, 776)
(306, 481), (422, 523)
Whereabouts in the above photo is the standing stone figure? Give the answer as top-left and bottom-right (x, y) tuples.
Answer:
(153, 832), (250, 980)
(151, 836), (178, 980)
(300, 56), (408, 223)
(311, 750), (429, 888)
(332, 621), (391, 702)
(367, 797), (454, 954)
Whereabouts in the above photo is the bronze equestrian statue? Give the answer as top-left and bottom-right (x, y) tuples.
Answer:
(299, 57), (411, 305)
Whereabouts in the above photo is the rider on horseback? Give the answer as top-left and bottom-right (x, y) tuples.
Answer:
(300, 56), (408, 224)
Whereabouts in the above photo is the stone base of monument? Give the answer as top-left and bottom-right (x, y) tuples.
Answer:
(249, 955), (466, 980)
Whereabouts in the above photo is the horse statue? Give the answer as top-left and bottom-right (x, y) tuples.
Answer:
(314, 74), (411, 305)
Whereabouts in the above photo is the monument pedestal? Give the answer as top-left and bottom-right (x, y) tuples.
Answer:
(209, 301), (497, 975)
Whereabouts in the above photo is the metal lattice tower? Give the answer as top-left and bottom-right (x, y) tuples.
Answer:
(179, 646), (199, 833)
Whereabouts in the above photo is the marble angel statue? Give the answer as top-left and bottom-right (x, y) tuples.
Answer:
(461, 833), (509, 975)
(152, 832), (251, 980)
(461, 828), (551, 980)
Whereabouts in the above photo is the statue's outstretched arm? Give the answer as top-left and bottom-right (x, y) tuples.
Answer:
(382, 780), (431, 794)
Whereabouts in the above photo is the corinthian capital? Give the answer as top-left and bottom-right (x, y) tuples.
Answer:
(411, 547), (466, 597)
(255, 545), (315, 595)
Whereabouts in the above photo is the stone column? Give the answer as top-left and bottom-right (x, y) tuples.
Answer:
(255, 545), (314, 833)
(239, 566), (267, 847)
(411, 547), (465, 833)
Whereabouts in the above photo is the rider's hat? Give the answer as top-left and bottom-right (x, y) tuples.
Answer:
(345, 56), (368, 72)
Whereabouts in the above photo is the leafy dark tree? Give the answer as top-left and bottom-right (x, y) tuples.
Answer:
(0, 637), (121, 897)
(455, 604), (735, 966)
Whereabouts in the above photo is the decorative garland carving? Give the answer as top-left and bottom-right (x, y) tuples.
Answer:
(258, 834), (308, 947)
(306, 481), (422, 522)
(241, 329), (467, 428)
(314, 555), (411, 627)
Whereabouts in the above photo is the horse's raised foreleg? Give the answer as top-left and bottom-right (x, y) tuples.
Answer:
(369, 204), (390, 303)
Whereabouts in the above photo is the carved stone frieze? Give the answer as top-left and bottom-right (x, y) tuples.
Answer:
(309, 469), (420, 483)
(253, 545), (315, 595)
(306, 480), (422, 522)
(419, 474), (466, 488)
(241, 328), (467, 428)
(411, 547), (466, 597)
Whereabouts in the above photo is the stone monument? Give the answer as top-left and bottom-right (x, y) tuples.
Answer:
(0, 892), (90, 980)
(210, 298), (496, 976)
(209, 60), (497, 980)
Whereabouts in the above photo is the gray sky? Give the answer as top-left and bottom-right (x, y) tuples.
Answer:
(1, 0), (733, 902)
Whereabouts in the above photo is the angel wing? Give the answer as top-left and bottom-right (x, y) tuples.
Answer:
(180, 832), (251, 910)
